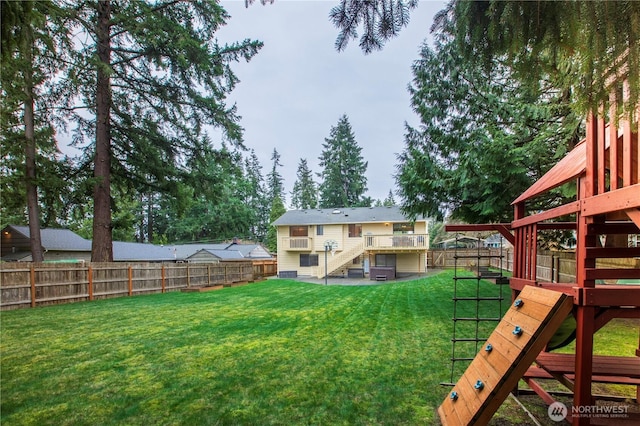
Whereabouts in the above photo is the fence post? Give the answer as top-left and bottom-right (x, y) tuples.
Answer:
(128, 266), (133, 296)
(88, 265), (93, 300)
(161, 265), (166, 293)
(186, 264), (190, 288)
(207, 264), (211, 286)
(30, 265), (36, 308)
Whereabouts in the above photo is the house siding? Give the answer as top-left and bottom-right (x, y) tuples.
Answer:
(275, 209), (429, 278)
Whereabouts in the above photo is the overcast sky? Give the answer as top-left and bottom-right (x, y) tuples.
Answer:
(217, 0), (447, 206)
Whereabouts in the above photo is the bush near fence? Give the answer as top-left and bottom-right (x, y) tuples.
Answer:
(0, 261), (274, 310)
(427, 248), (639, 283)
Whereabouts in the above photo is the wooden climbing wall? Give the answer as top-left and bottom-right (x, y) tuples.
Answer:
(438, 285), (574, 425)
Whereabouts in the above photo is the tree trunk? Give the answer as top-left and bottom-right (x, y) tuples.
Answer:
(92, 0), (113, 262)
(24, 25), (44, 262)
(147, 193), (154, 243)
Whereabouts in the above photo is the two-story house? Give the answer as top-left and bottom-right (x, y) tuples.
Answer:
(272, 206), (429, 280)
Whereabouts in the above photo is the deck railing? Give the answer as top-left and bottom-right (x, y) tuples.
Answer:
(364, 234), (428, 250)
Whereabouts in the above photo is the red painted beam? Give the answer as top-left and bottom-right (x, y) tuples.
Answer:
(581, 184), (640, 216)
(577, 285), (640, 307)
(511, 202), (581, 228)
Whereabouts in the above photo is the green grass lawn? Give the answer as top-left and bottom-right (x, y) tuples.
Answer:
(1, 271), (637, 425)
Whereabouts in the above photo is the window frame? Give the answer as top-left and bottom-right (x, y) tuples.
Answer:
(348, 223), (362, 238)
(300, 253), (319, 267)
(289, 226), (308, 237)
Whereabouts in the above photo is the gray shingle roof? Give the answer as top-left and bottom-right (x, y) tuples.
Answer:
(187, 249), (245, 260)
(225, 243), (273, 259)
(9, 225), (92, 251)
(113, 241), (177, 262)
(170, 244), (230, 260)
(272, 206), (424, 226)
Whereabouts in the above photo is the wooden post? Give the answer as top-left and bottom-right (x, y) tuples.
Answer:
(207, 264), (211, 286)
(30, 265), (36, 308)
(88, 265), (94, 301)
(128, 266), (133, 296)
(161, 265), (166, 293)
(186, 264), (190, 288)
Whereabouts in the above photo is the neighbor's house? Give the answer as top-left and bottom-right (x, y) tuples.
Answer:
(184, 242), (273, 263)
(272, 206), (429, 279)
(1, 225), (176, 262)
(1, 225), (273, 264)
(2, 225), (93, 262)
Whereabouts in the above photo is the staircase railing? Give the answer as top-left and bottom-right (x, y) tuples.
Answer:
(316, 242), (365, 279)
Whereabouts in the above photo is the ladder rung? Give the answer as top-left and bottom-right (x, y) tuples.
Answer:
(453, 318), (501, 322)
(453, 297), (503, 301)
(451, 357), (475, 362)
(452, 338), (487, 342)
(454, 255), (504, 259)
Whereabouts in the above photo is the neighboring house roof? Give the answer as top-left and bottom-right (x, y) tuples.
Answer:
(2, 225), (273, 262)
(272, 206), (424, 226)
(5, 225), (92, 251)
(484, 233), (512, 246)
(171, 244), (230, 260)
(433, 236), (483, 249)
(186, 249), (245, 260)
(171, 243), (273, 261)
(113, 241), (176, 262)
(225, 243), (273, 259)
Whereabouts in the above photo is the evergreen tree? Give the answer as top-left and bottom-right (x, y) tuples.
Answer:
(244, 149), (269, 241)
(266, 148), (285, 203)
(330, 0), (639, 115)
(395, 37), (581, 223)
(330, 0), (417, 53)
(318, 115), (368, 208)
(383, 190), (395, 206)
(265, 195), (286, 253)
(0, 1), (71, 260)
(290, 158), (317, 209)
(60, 0), (262, 261)
(159, 147), (255, 243)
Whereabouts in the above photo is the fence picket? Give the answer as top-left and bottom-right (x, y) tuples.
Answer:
(1, 260), (275, 310)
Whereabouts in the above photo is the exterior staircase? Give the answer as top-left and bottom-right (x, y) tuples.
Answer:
(316, 242), (365, 279)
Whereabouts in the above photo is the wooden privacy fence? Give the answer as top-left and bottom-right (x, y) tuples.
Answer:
(428, 248), (639, 283)
(0, 261), (256, 310)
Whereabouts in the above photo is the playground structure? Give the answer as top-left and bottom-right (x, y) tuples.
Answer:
(439, 68), (639, 424)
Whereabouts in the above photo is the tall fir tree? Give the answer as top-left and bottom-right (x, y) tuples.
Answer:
(266, 148), (285, 203)
(318, 115), (368, 208)
(265, 195), (285, 253)
(290, 158), (317, 209)
(0, 1), (72, 260)
(59, 0), (262, 261)
(244, 149), (269, 241)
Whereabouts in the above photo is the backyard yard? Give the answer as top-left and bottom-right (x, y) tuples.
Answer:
(1, 270), (637, 425)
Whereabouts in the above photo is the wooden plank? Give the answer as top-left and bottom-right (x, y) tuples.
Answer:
(478, 337), (512, 378)
(439, 286), (574, 425)
(585, 269), (640, 281)
(536, 353), (640, 378)
(581, 184), (640, 216)
(580, 285), (640, 307)
(586, 247), (640, 258)
(457, 370), (484, 420)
